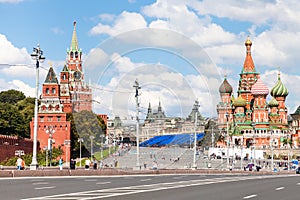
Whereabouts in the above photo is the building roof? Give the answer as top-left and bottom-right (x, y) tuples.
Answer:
(219, 76), (233, 94)
(268, 97), (279, 107)
(233, 95), (246, 107)
(242, 37), (256, 73)
(251, 75), (269, 95)
(292, 105), (300, 115)
(70, 21), (78, 52)
(270, 72), (289, 97)
(44, 65), (58, 84)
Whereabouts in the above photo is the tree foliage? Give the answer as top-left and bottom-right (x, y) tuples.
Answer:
(0, 89), (26, 104)
(67, 111), (107, 158)
(0, 93), (34, 137)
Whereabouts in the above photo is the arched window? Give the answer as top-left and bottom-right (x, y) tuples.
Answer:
(52, 88), (56, 94)
(46, 88), (49, 94)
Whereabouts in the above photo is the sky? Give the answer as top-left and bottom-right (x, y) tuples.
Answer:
(1, 0), (300, 122)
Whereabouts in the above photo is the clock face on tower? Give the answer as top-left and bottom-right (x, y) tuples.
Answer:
(74, 71), (82, 81)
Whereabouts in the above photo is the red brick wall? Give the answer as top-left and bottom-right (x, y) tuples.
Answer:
(0, 135), (33, 161)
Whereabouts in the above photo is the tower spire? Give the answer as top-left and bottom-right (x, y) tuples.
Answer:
(70, 21), (78, 51)
(242, 36), (256, 73)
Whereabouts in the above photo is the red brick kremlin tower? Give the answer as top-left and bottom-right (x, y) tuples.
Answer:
(30, 22), (92, 164)
(217, 37), (290, 150)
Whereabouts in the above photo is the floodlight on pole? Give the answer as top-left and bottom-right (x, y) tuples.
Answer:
(30, 44), (45, 170)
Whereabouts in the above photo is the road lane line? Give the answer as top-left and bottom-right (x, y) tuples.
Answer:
(275, 187), (285, 191)
(96, 181), (111, 185)
(32, 182), (49, 185)
(140, 179), (152, 182)
(35, 186), (56, 190)
(243, 194), (257, 199)
(297, 183), (300, 185)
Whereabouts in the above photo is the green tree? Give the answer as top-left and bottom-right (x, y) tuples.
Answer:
(67, 111), (107, 158)
(0, 89), (26, 104)
(16, 97), (35, 137)
(0, 102), (27, 137)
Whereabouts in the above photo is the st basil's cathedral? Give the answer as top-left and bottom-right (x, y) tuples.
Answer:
(216, 37), (298, 150)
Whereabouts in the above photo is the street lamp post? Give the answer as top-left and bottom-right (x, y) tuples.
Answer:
(240, 136), (244, 170)
(251, 122), (256, 165)
(193, 100), (200, 170)
(64, 140), (71, 167)
(225, 112), (230, 169)
(46, 126), (55, 167)
(30, 44), (45, 170)
(78, 138), (83, 167)
(270, 128), (274, 171)
(101, 135), (104, 159)
(43, 146), (48, 167)
(90, 135), (95, 158)
(133, 79), (141, 168)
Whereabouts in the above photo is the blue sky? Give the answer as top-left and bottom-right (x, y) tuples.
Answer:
(1, 0), (300, 121)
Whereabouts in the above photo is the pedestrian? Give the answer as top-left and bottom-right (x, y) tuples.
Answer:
(93, 157), (98, 170)
(16, 157), (22, 170)
(21, 159), (25, 170)
(85, 157), (91, 170)
(59, 157), (63, 170)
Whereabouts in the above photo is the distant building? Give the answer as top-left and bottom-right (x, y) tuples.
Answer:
(107, 100), (206, 145)
(290, 107), (300, 148)
(216, 37), (291, 149)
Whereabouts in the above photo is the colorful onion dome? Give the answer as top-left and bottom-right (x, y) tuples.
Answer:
(219, 76), (233, 94)
(270, 72), (289, 97)
(251, 75), (269, 95)
(268, 97), (279, 107)
(233, 95), (246, 107)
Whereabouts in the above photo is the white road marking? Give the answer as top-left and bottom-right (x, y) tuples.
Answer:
(32, 182), (49, 185)
(243, 194), (257, 199)
(140, 178), (152, 182)
(96, 181), (111, 185)
(275, 187), (285, 191)
(297, 183), (300, 185)
(34, 186), (56, 190)
(84, 179), (97, 182)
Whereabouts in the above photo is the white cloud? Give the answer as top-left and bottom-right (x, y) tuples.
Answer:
(0, 79), (35, 97)
(10, 80), (35, 97)
(0, 34), (31, 64)
(90, 11), (147, 36)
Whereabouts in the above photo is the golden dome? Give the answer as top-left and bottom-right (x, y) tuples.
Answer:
(245, 36), (252, 46)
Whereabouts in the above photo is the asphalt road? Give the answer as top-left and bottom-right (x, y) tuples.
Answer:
(0, 174), (299, 200)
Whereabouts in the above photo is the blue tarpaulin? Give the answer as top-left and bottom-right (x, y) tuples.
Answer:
(139, 133), (205, 147)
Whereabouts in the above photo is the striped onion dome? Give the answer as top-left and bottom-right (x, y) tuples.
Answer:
(233, 95), (246, 107)
(251, 75), (269, 95)
(271, 72), (289, 97)
(219, 77), (233, 94)
(268, 97), (279, 107)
